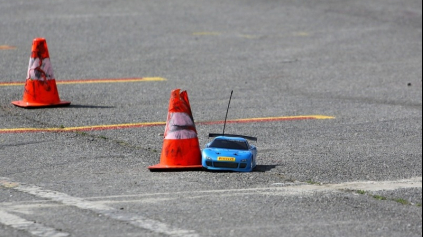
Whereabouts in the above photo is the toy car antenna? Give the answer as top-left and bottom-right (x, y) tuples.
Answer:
(223, 90), (233, 135)
(209, 90), (258, 142)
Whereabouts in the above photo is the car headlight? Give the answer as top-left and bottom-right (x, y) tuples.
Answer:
(240, 159), (247, 162)
(206, 157), (212, 160)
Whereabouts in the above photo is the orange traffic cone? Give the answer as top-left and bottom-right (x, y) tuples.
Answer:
(12, 38), (70, 108)
(149, 89), (203, 171)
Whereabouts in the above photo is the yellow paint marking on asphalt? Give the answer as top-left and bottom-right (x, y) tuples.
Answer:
(59, 77), (166, 85)
(192, 32), (258, 39)
(0, 121), (167, 133)
(231, 115), (335, 122)
(0, 45), (16, 50)
(293, 31), (310, 37)
(192, 32), (221, 36)
(0, 77), (166, 87)
(0, 115), (334, 134)
(0, 82), (23, 86)
(60, 121), (167, 131)
(240, 34), (259, 39)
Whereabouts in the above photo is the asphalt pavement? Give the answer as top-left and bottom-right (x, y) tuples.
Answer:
(0, 0), (422, 236)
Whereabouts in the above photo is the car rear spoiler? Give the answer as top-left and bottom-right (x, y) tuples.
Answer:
(209, 133), (258, 142)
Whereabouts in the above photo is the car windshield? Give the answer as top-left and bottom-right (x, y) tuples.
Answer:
(209, 139), (249, 150)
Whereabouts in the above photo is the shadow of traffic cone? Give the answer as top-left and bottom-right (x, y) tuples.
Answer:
(12, 38), (70, 108)
(149, 89), (203, 171)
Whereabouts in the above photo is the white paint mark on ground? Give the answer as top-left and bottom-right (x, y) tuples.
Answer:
(0, 210), (69, 237)
(0, 177), (420, 236)
(84, 177), (423, 201)
(317, 177), (422, 192)
(0, 178), (198, 237)
(1, 177), (420, 209)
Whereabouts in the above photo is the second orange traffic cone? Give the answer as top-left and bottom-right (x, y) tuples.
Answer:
(149, 89), (203, 171)
(12, 38), (70, 108)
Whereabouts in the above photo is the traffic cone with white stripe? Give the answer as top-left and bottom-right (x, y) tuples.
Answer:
(12, 38), (70, 108)
(149, 89), (202, 170)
